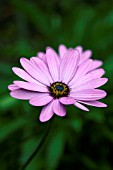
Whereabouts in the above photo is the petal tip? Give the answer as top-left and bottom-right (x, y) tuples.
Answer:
(12, 67), (18, 73)
(8, 85), (11, 90)
(105, 78), (108, 83)
(10, 91), (15, 98)
(102, 103), (107, 107)
(39, 114), (51, 123)
(20, 57), (27, 64)
(39, 117), (49, 122)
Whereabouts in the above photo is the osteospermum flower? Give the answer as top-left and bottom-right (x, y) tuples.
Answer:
(8, 45), (108, 122)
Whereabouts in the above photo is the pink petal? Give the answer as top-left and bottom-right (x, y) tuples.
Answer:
(72, 78), (108, 91)
(85, 68), (105, 79)
(75, 59), (93, 77)
(79, 50), (92, 65)
(58, 44), (67, 58)
(46, 48), (59, 82)
(8, 84), (20, 91)
(53, 99), (66, 116)
(39, 101), (54, 122)
(29, 93), (53, 106)
(36, 52), (47, 63)
(75, 46), (83, 54)
(30, 57), (53, 83)
(46, 46), (58, 57)
(14, 81), (48, 92)
(12, 67), (41, 85)
(89, 60), (103, 71)
(60, 97), (75, 105)
(70, 89), (107, 101)
(40, 54), (47, 64)
(79, 101), (107, 107)
(10, 89), (39, 100)
(74, 102), (89, 111)
(20, 58), (50, 86)
(37, 52), (44, 59)
(30, 56), (40, 66)
(82, 50), (92, 59)
(69, 59), (93, 87)
(60, 49), (80, 83)
(70, 68), (105, 88)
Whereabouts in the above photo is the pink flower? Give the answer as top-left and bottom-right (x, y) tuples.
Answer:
(8, 45), (108, 122)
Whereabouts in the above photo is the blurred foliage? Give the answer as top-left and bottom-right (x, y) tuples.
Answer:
(0, 0), (113, 170)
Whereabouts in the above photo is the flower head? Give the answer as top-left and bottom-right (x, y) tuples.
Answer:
(8, 45), (108, 122)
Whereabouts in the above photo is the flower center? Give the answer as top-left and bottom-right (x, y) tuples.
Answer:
(48, 82), (70, 99)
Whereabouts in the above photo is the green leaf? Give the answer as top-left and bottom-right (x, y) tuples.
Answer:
(104, 55), (113, 77)
(20, 136), (45, 170)
(0, 118), (28, 142)
(0, 95), (18, 111)
(46, 129), (66, 170)
(11, 0), (51, 37)
(80, 155), (97, 169)
(69, 118), (83, 132)
(85, 110), (105, 123)
(0, 62), (12, 75)
(20, 138), (40, 164)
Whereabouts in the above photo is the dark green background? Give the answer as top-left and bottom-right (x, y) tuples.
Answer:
(0, 0), (113, 170)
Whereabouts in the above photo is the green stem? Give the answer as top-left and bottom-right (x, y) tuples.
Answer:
(19, 122), (51, 170)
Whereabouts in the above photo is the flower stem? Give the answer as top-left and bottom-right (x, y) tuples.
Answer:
(19, 122), (51, 170)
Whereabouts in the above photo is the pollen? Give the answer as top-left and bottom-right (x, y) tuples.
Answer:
(48, 82), (70, 98)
